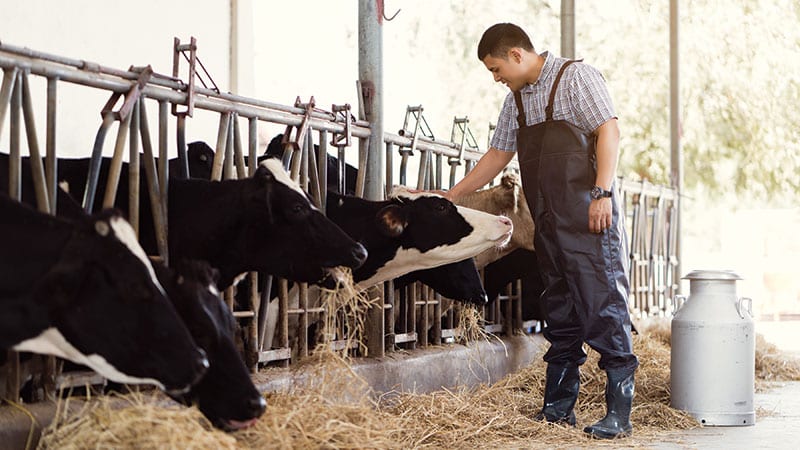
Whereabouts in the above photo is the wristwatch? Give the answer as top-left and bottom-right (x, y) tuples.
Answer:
(590, 185), (613, 200)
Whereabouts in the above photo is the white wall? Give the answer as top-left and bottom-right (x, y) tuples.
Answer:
(0, 0), (232, 158)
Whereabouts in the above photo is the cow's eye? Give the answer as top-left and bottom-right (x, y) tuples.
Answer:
(436, 203), (447, 212)
(292, 203), (305, 213)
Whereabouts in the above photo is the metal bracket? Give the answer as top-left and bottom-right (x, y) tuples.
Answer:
(100, 65), (153, 121)
(281, 96), (316, 152)
(171, 37), (220, 118)
(330, 103), (352, 148)
(449, 116), (479, 166)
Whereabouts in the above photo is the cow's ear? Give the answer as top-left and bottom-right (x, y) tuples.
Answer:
(500, 174), (520, 214)
(376, 204), (407, 237)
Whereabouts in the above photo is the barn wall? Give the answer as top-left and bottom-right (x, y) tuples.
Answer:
(0, 0), (251, 158)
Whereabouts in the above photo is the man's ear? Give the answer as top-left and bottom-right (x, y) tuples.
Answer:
(376, 205), (407, 238)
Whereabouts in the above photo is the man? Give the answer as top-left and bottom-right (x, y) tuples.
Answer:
(441, 23), (638, 439)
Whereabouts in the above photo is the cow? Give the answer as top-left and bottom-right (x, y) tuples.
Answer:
(260, 188), (514, 352)
(0, 193), (209, 395)
(155, 259), (265, 430)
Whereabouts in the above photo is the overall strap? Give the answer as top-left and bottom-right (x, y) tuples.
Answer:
(545, 59), (582, 121)
(513, 91), (526, 129)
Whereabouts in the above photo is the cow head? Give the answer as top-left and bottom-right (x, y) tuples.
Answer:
(186, 141), (215, 180)
(395, 258), (488, 305)
(331, 188), (512, 288)
(16, 210), (208, 395)
(156, 260), (265, 431)
(245, 159), (367, 285)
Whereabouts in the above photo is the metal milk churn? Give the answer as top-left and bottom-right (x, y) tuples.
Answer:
(670, 270), (755, 426)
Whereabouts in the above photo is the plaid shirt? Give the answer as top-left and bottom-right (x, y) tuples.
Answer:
(490, 51), (617, 152)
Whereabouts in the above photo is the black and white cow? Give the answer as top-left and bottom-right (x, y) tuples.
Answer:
(261, 188), (513, 351)
(167, 159), (367, 288)
(154, 259), (265, 430)
(0, 193), (209, 395)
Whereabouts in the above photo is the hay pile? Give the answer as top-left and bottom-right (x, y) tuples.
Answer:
(36, 311), (800, 449)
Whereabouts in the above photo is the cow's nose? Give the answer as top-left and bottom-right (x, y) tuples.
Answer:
(351, 243), (368, 266)
(250, 396), (267, 416)
(499, 216), (513, 228)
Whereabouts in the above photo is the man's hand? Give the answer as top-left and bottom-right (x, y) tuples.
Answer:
(588, 198), (612, 233)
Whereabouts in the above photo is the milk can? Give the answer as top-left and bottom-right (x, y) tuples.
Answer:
(670, 270), (755, 426)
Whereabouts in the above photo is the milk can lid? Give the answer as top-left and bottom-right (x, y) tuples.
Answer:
(682, 269), (743, 280)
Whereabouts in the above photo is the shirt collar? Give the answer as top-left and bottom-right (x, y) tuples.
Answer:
(521, 51), (553, 93)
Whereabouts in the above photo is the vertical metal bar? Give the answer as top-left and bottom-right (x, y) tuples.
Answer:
(83, 114), (116, 211)
(102, 106), (132, 209)
(232, 114), (247, 180)
(384, 142), (393, 197)
(298, 282), (308, 358)
(416, 149), (429, 190)
(561, 0), (575, 59)
(0, 67), (19, 143)
(384, 280), (395, 349)
(128, 100), (141, 236)
(419, 286), (429, 347)
(306, 133), (322, 208)
(20, 72), (50, 212)
(8, 72), (21, 200)
(139, 99), (168, 261)
(300, 132), (309, 191)
(257, 274), (273, 352)
(176, 115), (189, 179)
(248, 117), (258, 176)
(248, 272), (259, 373)
(338, 146), (347, 194)
(503, 283), (513, 335)
(318, 130), (328, 210)
(670, 0), (682, 289)
(46, 77), (57, 213)
(211, 112), (230, 181)
(358, 0), (384, 201)
(278, 278), (289, 367)
(432, 293), (442, 345)
(158, 100), (170, 266)
(224, 115), (235, 180)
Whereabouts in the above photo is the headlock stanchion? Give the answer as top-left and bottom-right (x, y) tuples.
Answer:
(0, 38), (679, 401)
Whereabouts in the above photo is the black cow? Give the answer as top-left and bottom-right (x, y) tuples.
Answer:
(0, 193), (208, 395)
(483, 248), (546, 322)
(155, 260), (265, 430)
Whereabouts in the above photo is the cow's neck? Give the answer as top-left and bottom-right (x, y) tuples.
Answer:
(168, 178), (251, 288)
(0, 202), (64, 347)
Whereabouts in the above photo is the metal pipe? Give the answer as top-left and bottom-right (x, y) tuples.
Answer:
(46, 77), (57, 213)
(102, 107), (132, 209)
(224, 115), (235, 180)
(359, 0), (384, 201)
(8, 71), (21, 200)
(0, 42), (371, 127)
(248, 117), (258, 176)
(21, 72), (50, 212)
(176, 114), (189, 179)
(0, 67), (19, 144)
(384, 142), (393, 197)
(670, 0), (682, 287)
(211, 112), (230, 181)
(128, 100), (140, 235)
(561, 0), (575, 59)
(83, 114), (115, 211)
(232, 114), (247, 179)
(139, 99), (168, 261)
(318, 130), (328, 211)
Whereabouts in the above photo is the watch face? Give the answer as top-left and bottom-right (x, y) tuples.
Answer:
(590, 186), (602, 200)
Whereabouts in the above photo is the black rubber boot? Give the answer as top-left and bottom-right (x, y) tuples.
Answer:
(533, 362), (580, 426)
(583, 367), (635, 439)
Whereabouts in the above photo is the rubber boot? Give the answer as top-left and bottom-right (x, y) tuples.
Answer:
(583, 367), (635, 439)
(533, 362), (580, 426)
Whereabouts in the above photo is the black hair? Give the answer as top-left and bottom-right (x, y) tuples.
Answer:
(477, 23), (535, 61)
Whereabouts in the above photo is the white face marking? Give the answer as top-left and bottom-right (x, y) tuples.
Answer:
(107, 217), (166, 297)
(259, 159), (317, 210)
(208, 283), (220, 297)
(58, 180), (70, 193)
(13, 328), (165, 390)
(389, 186), (444, 200)
(356, 203), (513, 288)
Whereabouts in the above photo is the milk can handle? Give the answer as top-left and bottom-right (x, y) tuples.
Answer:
(737, 297), (753, 319)
(671, 295), (687, 316)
